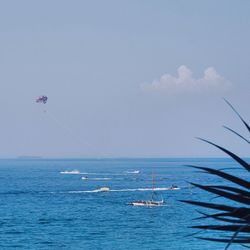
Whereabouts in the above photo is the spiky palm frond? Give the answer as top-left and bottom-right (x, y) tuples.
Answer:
(181, 100), (250, 249)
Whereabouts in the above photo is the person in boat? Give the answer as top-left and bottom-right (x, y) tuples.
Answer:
(170, 185), (178, 189)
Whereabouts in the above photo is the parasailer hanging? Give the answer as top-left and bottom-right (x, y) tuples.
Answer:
(36, 95), (48, 104)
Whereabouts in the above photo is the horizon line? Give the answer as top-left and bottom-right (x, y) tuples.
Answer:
(0, 156), (249, 160)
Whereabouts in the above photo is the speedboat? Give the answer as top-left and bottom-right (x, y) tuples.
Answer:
(60, 170), (80, 174)
(126, 170), (140, 174)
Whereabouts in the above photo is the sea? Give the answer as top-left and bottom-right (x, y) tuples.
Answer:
(0, 158), (248, 250)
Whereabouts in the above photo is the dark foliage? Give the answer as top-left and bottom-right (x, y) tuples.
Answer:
(181, 100), (250, 250)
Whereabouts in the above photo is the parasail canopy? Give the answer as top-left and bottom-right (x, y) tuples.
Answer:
(36, 95), (48, 104)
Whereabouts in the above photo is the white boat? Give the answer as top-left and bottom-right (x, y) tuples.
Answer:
(129, 172), (164, 207)
(125, 170), (140, 174)
(60, 170), (80, 174)
(129, 199), (164, 207)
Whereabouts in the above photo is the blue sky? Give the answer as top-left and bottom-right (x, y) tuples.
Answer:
(0, 0), (250, 157)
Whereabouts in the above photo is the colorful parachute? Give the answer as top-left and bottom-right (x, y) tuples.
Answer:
(36, 95), (48, 104)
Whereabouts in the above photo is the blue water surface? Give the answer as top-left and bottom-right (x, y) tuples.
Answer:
(0, 158), (248, 250)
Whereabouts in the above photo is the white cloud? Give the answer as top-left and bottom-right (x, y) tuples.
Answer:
(141, 65), (231, 94)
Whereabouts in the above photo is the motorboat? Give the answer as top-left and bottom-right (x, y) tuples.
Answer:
(60, 170), (80, 174)
(127, 170), (140, 174)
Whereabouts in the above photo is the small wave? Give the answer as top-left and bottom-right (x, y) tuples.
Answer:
(0, 191), (47, 195)
(0, 191), (29, 195)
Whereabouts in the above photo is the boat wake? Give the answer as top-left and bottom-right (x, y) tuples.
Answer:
(79, 172), (100, 175)
(67, 187), (180, 193)
(60, 171), (124, 176)
(81, 177), (112, 181)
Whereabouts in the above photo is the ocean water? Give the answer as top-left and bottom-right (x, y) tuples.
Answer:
(0, 158), (247, 250)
